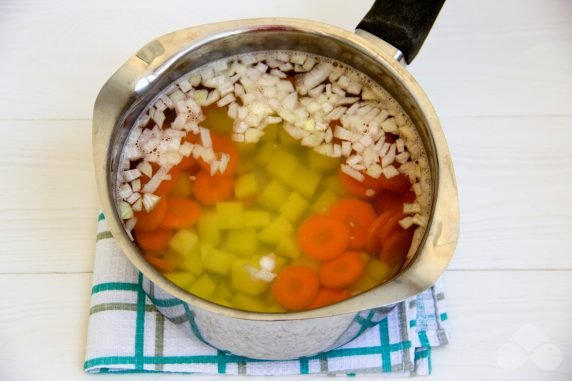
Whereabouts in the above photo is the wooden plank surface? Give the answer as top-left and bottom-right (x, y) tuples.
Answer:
(0, 272), (570, 381)
(0, 0), (570, 119)
(0, 0), (570, 380)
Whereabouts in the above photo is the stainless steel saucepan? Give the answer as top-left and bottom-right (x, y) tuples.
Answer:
(93, 0), (458, 360)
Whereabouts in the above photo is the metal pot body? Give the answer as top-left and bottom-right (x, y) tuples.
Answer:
(93, 18), (459, 360)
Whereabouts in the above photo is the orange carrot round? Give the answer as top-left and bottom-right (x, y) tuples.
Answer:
(192, 170), (234, 205)
(329, 199), (377, 250)
(376, 173), (411, 194)
(134, 197), (168, 232)
(309, 288), (351, 309)
(155, 166), (180, 196)
(272, 265), (320, 311)
(379, 228), (414, 267)
(135, 228), (174, 252)
(159, 197), (202, 229)
(375, 189), (415, 215)
(198, 134), (239, 175)
(366, 212), (399, 255)
(318, 252), (365, 289)
(144, 254), (176, 273)
(297, 215), (350, 261)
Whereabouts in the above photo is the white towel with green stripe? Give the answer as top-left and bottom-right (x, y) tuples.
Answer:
(85, 214), (450, 376)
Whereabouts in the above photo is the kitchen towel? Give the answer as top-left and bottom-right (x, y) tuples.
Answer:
(84, 213), (450, 376)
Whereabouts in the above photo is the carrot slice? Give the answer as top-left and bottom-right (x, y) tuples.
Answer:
(379, 227), (414, 267)
(329, 199), (377, 250)
(272, 265), (320, 311)
(135, 229), (174, 252)
(134, 197), (168, 232)
(376, 173), (411, 194)
(159, 197), (202, 229)
(297, 215), (350, 261)
(198, 133), (239, 175)
(319, 252), (365, 289)
(144, 254), (176, 273)
(309, 288), (351, 309)
(339, 171), (412, 198)
(366, 212), (398, 254)
(375, 189), (416, 215)
(192, 170), (234, 205)
(155, 166), (180, 196)
(178, 154), (197, 171)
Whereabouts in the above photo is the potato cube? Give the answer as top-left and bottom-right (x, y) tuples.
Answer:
(365, 259), (393, 283)
(235, 173), (259, 199)
(289, 167), (320, 198)
(266, 148), (300, 184)
(243, 209), (272, 228)
(216, 201), (244, 229)
(232, 293), (267, 312)
(324, 174), (346, 196)
(163, 272), (196, 289)
(279, 192), (308, 222)
(168, 229), (199, 257)
(212, 283), (233, 302)
(231, 258), (269, 296)
(257, 180), (289, 211)
(172, 250), (203, 277)
(187, 274), (216, 299)
(275, 235), (301, 259)
(258, 216), (294, 245)
(348, 275), (378, 294)
(225, 228), (259, 256)
(198, 213), (220, 245)
(202, 247), (235, 275)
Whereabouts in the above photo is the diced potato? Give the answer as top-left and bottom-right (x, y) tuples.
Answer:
(258, 216), (294, 245)
(279, 192), (308, 222)
(257, 180), (289, 211)
(225, 228), (259, 256)
(365, 259), (393, 283)
(234, 173), (259, 199)
(175, 250), (203, 277)
(213, 298), (234, 308)
(324, 174), (346, 196)
(163, 272), (196, 289)
(202, 247), (235, 275)
(216, 202), (244, 229)
(231, 258), (269, 296)
(187, 274), (216, 299)
(267, 304), (287, 313)
(266, 148), (300, 184)
(253, 253), (288, 272)
(288, 167), (320, 198)
(170, 173), (192, 197)
(232, 293), (267, 312)
(198, 213), (220, 245)
(312, 189), (340, 213)
(275, 235), (301, 259)
(243, 209), (271, 228)
(255, 143), (274, 165)
(168, 229), (199, 257)
(348, 275), (378, 294)
(308, 150), (340, 172)
(212, 283), (234, 302)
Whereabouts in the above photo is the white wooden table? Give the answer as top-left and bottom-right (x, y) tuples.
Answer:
(0, 0), (570, 380)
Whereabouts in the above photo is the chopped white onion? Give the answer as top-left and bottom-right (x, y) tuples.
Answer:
(142, 193), (161, 212)
(137, 161), (153, 178)
(123, 169), (141, 182)
(341, 164), (364, 181)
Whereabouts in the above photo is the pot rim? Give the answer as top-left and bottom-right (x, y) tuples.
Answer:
(93, 17), (459, 321)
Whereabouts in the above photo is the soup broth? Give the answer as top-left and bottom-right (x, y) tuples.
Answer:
(116, 51), (432, 312)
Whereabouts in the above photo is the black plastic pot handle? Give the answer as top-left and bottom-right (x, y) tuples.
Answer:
(356, 0), (445, 64)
